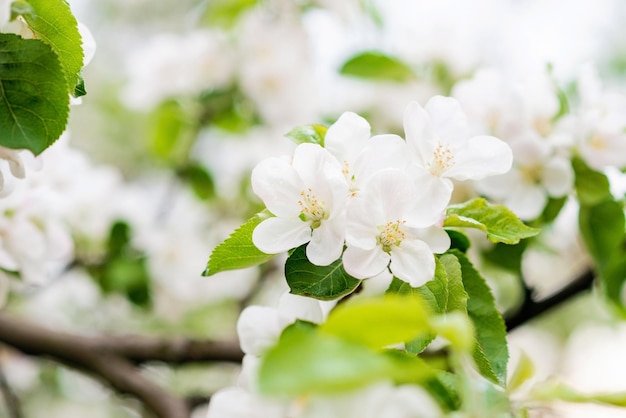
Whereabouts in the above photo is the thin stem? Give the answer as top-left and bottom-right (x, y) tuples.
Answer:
(0, 365), (23, 418)
(505, 269), (596, 331)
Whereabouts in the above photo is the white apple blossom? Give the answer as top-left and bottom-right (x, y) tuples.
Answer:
(475, 131), (574, 220)
(237, 293), (324, 357)
(237, 9), (318, 128)
(403, 96), (513, 214)
(0, 0), (11, 28)
(556, 64), (626, 170)
(452, 67), (560, 139)
(343, 169), (449, 287)
(251, 143), (348, 266)
(121, 30), (234, 110)
(324, 111), (408, 196)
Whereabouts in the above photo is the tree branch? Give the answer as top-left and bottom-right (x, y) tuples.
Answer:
(0, 366), (23, 418)
(0, 313), (243, 418)
(505, 268), (596, 331)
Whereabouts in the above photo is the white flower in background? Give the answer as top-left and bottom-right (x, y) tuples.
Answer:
(301, 382), (441, 418)
(237, 9), (318, 128)
(122, 30), (234, 110)
(403, 96), (513, 213)
(251, 143), (348, 266)
(343, 169), (449, 287)
(0, 147), (39, 197)
(557, 64), (626, 170)
(452, 67), (560, 139)
(0, 0), (12, 27)
(475, 131), (573, 220)
(237, 292), (324, 357)
(324, 111), (408, 196)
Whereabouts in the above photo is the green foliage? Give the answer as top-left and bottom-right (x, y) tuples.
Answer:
(579, 200), (626, 270)
(21, 0), (84, 94)
(387, 256), (468, 354)
(285, 124), (327, 147)
(444, 198), (540, 244)
(579, 198), (626, 311)
(202, 0), (258, 28)
(176, 163), (215, 200)
(319, 295), (431, 349)
(285, 244), (360, 300)
(0, 34), (69, 154)
(147, 100), (195, 164)
(483, 241), (528, 275)
(450, 250), (508, 386)
(572, 156), (612, 205)
(89, 221), (151, 307)
(259, 320), (434, 396)
(204, 210), (275, 276)
(446, 229), (471, 253)
(339, 51), (416, 82)
(507, 351), (535, 393)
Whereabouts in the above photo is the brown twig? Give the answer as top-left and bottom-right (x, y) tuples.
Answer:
(0, 313), (243, 418)
(0, 366), (23, 418)
(505, 268), (596, 331)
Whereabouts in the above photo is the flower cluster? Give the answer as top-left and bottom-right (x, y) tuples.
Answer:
(251, 96), (513, 287)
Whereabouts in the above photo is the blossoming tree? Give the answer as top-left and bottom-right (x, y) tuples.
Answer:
(3, 1), (626, 418)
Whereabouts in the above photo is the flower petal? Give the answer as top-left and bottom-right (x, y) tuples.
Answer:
(307, 219), (346, 266)
(252, 217), (310, 254)
(390, 240), (435, 287)
(542, 156), (574, 197)
(237, 306), (282, 356)
(444, 135), (513, 180)
(412, 168), (454, 219)
(504, 183), (547, 221)
(324, 111), (371, 164)
(424, 96), (470, 145)
(251, 157), (303, 217)
(413, 226), (451, 254)
(403, 101), (435, 168)
(343, 245), (390, 280)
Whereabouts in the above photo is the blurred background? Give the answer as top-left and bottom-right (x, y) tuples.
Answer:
(3, 0), (626, 416)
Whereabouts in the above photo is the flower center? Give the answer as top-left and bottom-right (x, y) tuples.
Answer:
(342, 160), (359, 197)
(377, 220), (406, 252)
(430, 142), (455, 176)
(298, 188), (328, 229)
(589, 134), (607, 150)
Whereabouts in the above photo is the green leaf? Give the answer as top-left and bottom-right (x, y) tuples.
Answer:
(73, 74), (86, 98)
(204, 210), (275, 276)
(445, 198), (540, 244)
(285, 244), (360, 301)
(387, 257), (468, 354)
(339, 51), (416, 82)
(482, 241), (529, 275)
(147, 100), (195, 164)
(579, 199), (625, 270)
(177, 163), (215, 200)
(426, 372), (460, 411)
(447, 229), (471, 253)
(507, 350), (535, 393)
(91, 221), (151, 308)
(319, 294), (431, 349)
(285, 124), (327, 147)
(258, 323), (432, 396)
(450, 250), (508, 386)
(572, 156), (612, 205)
(21, 0), (84, 93)
(533, 379), (626, 407)
(0, 34), (69, 154)
(202, 0), (258, 28)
